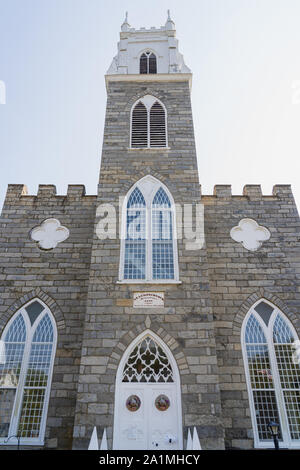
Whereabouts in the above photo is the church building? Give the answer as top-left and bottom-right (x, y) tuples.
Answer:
(0, 13), (300, 450)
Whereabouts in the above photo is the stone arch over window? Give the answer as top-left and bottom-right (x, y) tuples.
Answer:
(139, 51), (157, 74)
(0, 289), (66, 336)
(241, 298), (300, 449)
(130, 95), (167, 149)
(119, 175), (179, 282)
(106, 320), (189, 376)
(0, 298), (57, 446)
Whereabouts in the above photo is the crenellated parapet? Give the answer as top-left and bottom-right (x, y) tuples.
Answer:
(3, 184), (97, 207)
(201, 184), (296, 204)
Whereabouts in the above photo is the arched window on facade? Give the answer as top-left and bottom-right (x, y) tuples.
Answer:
(0, 299), (57, 445)
(140, 51), (157, 74)
(131, 95), (167, 149)
(120, 176), (178, 282)
(242, 300), (300, 448)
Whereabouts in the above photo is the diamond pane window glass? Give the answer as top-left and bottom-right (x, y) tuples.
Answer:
(0, 301), (56, 444)
(243, 303), (300, 448)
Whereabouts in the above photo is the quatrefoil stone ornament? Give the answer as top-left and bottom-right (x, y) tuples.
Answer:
(230, 218), (270, 251)
(30, 218), (70, 250)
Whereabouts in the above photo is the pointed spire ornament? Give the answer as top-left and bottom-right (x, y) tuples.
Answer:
(121, 11), (130, 32)
(186, 428), (193, 450)
(88, 426), (99, 450)
(192, 426), (202, 450)
(100, 428), (108, 450)
(165, 10), (175, 30)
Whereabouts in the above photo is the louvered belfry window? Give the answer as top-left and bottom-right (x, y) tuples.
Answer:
(140, 51), (157, 74)
(131, 102), (148, 148)
(131, 95), (167, 149)
(150, 102), (166, 147)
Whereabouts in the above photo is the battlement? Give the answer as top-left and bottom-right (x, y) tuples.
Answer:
(201, 184), (295, 202)
(3, 184), (97, 206)
(3, 183), (296, 207)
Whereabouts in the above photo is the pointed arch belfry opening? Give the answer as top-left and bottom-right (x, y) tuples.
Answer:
(113, 330), (183, 450)
(242, 299), (300, 449)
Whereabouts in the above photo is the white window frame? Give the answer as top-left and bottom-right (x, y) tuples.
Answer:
(241, 299), (300, 449)
(0, 299), (57, 446)
(130, 95), (168, 149)
(119, 175), (179, 283)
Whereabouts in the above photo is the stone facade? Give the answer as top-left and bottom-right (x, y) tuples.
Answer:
(203, 184), (300, 449)
(0, 184), (96, 449)
(1, 18), (300, 451)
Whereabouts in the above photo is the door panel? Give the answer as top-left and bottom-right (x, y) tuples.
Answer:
(149, 386), (179, 450)
(116, 384), (181, 450)
(118, 385), (146, 450)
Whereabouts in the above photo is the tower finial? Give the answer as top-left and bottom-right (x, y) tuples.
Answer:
(121, 11), (130, 32)
(165, 10), (175, 30)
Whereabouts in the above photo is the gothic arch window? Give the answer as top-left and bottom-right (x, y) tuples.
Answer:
(120, 176), (178, 282)
(0, 299), (57, 445)
(139, 51), (157, 74)
(242, 299), (300, 448)
(130, 95), (167, 149)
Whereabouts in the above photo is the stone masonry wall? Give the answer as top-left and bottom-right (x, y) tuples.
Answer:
(72, 80), (225, 450)
(203, 184), (300, 449)
(0, 184), (96, 449)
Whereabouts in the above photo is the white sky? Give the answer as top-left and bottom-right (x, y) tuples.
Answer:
(0, 0), (299, 211)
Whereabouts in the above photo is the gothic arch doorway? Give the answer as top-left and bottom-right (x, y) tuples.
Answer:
(113, 330), (183, 450)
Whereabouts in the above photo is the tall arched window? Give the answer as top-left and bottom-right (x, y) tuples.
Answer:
(0, 299), (57, 445)
(131, 95), (167, 149)
(242, 300), (300, 448)
(140, 51), (157, 74)
(120, 176), (178, 282)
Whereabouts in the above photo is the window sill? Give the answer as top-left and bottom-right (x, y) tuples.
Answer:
(0, 438), (44, 446)
(127, 147), (170, 151)
(116, 280), (182, 285)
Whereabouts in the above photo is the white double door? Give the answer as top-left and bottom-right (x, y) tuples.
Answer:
(114, 382), (182, 450)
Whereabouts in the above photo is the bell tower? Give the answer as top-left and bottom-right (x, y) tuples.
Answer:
(72, 13), (224, 450)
